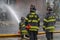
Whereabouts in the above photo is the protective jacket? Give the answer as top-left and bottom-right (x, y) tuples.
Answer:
(43, 12), (56, 32)
(19, 22), (28, 34)
(25, 12), (40, 31)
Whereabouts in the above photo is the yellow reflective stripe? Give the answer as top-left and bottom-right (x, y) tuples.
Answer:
(38, 18), (40, 21)
(31, 13), (35, 14)
(29, 15), (33, 17)
(28, 20), (39, 22)
(44, 19), (56, 22)
(43, 26), (45, 28)
(49, 29), (54, 32)
(29, 29), (37, 31)
(32, 20), (38, 22)
(44, 19), (48, 22)
(48, 19), (56, 22)
(49, 16), (55, 19)
(22, 30), (27, 32)
(45, 26), (55, 29)
(35, 15), (37, 18)
(22, 25), (25, 27)
(43, 26), (55, 32)
(29, 26), (39, 31)
(30, 26), (39, 29)
(28, 20), (31, 22)
(25, 18), (28, 20)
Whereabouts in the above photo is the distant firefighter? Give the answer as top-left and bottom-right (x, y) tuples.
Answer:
(19, 17), (29, 39)
(43, 7), (56, 40)
(25, 5), (40, 40)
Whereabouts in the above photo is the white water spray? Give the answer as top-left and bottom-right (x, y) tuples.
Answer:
(5, 4), (20, 23)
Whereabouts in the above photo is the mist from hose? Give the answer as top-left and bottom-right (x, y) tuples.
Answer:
(5, 4), (20, 23)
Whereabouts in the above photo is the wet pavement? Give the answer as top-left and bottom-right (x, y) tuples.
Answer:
(0, 33), (60, 40)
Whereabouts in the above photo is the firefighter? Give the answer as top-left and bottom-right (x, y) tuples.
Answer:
(43, 7), (56, 40)
(19, 17), (28, 40)
(25, 5), (40, 40)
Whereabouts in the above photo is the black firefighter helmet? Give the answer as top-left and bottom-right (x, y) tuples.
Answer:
(47, 7), (53, 11)
(30, 5), (36, 12)
(21, 17), (25, 21)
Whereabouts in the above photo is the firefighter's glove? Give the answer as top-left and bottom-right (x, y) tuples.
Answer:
(26, 24), (31, 30)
